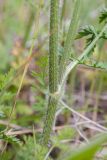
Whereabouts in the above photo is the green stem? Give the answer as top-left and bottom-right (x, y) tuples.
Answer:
(60, 0), (66, 26)
(23, 10), (35, 47)
(59, 0), (81, 81)
(105, 0), (107, 7)
(42, 0), (59, 146)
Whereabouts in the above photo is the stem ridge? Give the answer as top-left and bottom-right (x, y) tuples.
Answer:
(42, 0), (59, 146)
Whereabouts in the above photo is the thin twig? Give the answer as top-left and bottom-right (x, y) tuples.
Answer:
(60, 100), (107, 132)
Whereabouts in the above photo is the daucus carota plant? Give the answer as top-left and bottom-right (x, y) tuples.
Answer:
(1, 0), (107, 159)
(42, 0), (107, 147)
(42, 0), (82, 146)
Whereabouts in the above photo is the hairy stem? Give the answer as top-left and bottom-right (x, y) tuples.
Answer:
(42, 0), (59, 146)
(59, 0), (81, 81)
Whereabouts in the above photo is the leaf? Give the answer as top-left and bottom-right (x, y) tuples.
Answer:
(76, 25), (97, 39)
(0, 69), (14, 91)
(59, 133), (107, 160)
(0, 133), (21, 145)
(16, 136), (51, 160)
(54, 127), (75, 142)
(99, 7), (107, 23)
(71, 54), (107, 71)
(101, 31), (107, 39)
(78, 58), (107, 70)
(76, 25), (97, 52)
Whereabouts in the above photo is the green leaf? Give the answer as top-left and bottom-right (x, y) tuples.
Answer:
(54, 127), (75, 144)
(76, 25), (97, 39)
(16, 136), (51, 160)
(76, 25), (97, 52)
(99, 7), (107, 23)
(0, 133), (21, 145)
(59, 133), (107, 160)
(0, 69), (14, 91)
(71, 55), (107, 70)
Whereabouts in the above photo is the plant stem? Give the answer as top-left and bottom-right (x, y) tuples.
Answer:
(59, 0), (81, 81)
(60, 0), (66, 26)
(42, 0), (59, 146)
(105, 0), (107, 7)
(59, 24), (107, 92)
(23, 9), (35, 47)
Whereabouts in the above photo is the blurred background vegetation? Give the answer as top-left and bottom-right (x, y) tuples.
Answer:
(0, 0), (107, 159)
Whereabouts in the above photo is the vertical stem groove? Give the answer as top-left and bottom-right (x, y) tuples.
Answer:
(42, 0), (59, 146)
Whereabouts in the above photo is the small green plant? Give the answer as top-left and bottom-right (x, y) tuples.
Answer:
(16, 136), (51, 160)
